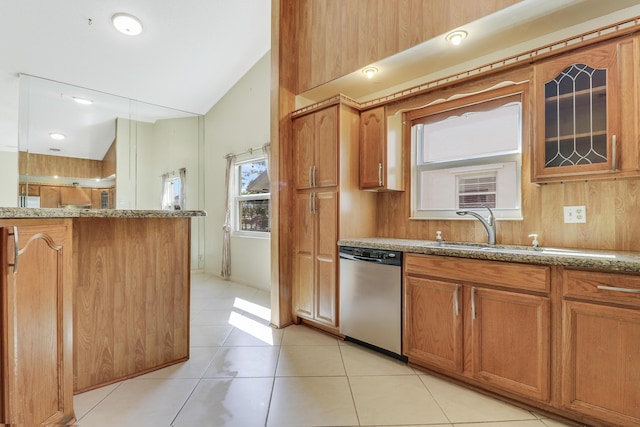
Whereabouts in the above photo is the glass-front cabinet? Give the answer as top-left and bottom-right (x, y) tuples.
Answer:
(532, 38), (638, 182)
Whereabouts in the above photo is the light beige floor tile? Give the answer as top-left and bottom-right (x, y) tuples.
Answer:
(340, 342), (415, 376)
(204, 346), (280, 377)
(281, 324), (340, 346)
(76, 378), (198, 427)
(421, 375), (537, 424)
(276, 345), (346, 377)
(217, 283), (258, 299)
(191, 308), (234, 325)
(172, 378), (273, 427)
(138, 347), (219, 379)
(73, 382), (121, 421)
(454, 421), (547, 427)
(541, 418), (576, 427)
(349, 375), (450, 426)
(222, 323), (284, 346)
(267, 376), (359, 426)
(190, 324), (233, 346)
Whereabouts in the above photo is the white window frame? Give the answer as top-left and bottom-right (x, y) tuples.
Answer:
(232, 156), (271, 239)
(410, 91), (524, 221)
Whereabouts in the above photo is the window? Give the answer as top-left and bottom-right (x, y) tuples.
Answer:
(411, 91), (523, 220)
(234, 158), (270, 236)
(162, 169), (185, 210)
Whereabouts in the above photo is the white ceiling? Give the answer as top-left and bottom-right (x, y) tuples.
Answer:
(0, 0), (271, 154)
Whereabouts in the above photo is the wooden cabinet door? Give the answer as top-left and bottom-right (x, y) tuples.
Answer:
(470, 287), (550, 401)
(562, 300), (640, 426)
(293, 192), (315, 319)
(360, 107), (385, 190)
(1, 224), (74, 425)
(40, 186), (61, 208)
(314, 190), (338, 326)
(404, 276), (463, 372)
(293, 113), (315, 190)
(314, 106), (338, 188)
(533, 42), (620, 181)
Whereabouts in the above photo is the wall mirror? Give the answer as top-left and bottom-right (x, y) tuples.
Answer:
(18, 74), (203, 211)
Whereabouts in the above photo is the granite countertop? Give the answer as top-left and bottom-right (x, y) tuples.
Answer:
(338, 237), (640, 273)
(0, 208), (207, 219)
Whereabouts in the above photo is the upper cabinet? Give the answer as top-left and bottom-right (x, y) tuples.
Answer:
(359, 107), (404, 191)
(293, 106), (338, 190)
(532, 37), (639, 182)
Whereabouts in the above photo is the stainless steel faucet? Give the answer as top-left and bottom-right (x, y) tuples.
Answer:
(456, 206), (496, 245)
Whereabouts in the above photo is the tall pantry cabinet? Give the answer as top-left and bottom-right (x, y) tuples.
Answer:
(292, 102), (377, 331)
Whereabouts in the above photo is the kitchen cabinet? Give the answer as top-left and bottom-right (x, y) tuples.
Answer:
(561, 269), (640, 426)
(293, 105), (338, 190)
(0, 220), (74, 425)
(532, 37), (638, 182)
(404, 254), (550, 401)
(291, 102), (377, 331)
(293, 190), (338, 326)
(359, 106), (403, 191)
(40, 186), (61, 208)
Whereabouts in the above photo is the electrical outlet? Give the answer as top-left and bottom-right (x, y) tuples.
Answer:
(564, 206), (586, 223)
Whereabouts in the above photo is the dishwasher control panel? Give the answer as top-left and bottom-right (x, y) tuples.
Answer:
(339, 246), (402, 266)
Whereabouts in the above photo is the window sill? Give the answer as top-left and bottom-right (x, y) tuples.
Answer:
(232, 230), (271, 240)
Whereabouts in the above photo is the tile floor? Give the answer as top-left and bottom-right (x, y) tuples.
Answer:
(73, 272), (573, 427)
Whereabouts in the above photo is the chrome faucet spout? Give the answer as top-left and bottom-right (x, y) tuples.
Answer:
(456, 206), (496, 245)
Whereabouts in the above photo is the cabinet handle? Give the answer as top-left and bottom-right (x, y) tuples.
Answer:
(314, 192), (317, 214)
(471, 287), (476, 320)
(378, 162), (383, 187)
(312, 165), (317, 188)
(611, 135), (617, 172)
(309, 192), (314, 213)
(309, 166), (314, 188)
(8, 226), (18, 274)
(454, 284), (460, 317)
(597, 285), (640, 294)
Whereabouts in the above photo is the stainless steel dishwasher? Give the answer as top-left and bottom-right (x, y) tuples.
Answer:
(339, 246), (406, 360)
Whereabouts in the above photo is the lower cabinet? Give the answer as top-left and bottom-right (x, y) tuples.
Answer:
(293, 190), (338, 328)
(1, 221), (74, 425)
(404, 254), (550, 402)
(561, 269), (640, 426)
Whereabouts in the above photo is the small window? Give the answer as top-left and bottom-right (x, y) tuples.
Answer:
(457, 173), (497, 209)
(234, 158), (270, 237)
(162, 176), (182, 210)
(411, 91), (523, 220)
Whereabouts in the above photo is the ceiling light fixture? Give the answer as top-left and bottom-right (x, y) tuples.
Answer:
(49, 132), (65, 140)
(112, 13), (143, 36)
(446, 30), (468, 46)
(73, 96), (93, 105)
(362, 67), (379, 79)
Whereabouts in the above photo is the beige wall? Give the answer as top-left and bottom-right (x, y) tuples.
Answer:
(0, 151), (18, 207)
(204, 51), (271, 290)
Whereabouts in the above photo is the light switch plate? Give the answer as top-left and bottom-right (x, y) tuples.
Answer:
(564, 205), (586, 223)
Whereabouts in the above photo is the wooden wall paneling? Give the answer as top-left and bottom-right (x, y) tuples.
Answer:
(25, 153), (102, 179)
(73, 218), (190, 392)
(294, 0), (521, 93)
(272, 0), (296, 327)
(101, 140), (117, 178)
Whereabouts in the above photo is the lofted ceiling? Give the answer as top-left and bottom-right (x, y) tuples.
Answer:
(0, 0), (271, 154)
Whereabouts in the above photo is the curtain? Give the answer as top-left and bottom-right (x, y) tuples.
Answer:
(262, 142), (271, 179)
(179, 168), (186, 209)
(221, 155), (235, 278)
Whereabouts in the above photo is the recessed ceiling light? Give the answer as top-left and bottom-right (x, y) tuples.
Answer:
(362, 67), (378, 79)
(49, 132), (65, 140)
(73, 96), (93, 105)
(112, 13), (143, 36)
(446, 30), (468, 46)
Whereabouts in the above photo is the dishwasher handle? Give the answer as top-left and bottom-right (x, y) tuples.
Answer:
(339, 253), (383, 263)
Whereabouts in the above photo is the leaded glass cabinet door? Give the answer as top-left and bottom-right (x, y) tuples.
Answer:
(533, 43), (620, 181)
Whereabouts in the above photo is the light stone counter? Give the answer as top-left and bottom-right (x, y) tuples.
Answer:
(338, 237), (640, 273)
(0, 208), (206, 218)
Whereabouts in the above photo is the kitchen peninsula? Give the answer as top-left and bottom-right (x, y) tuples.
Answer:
(0, 208), (205, 425)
